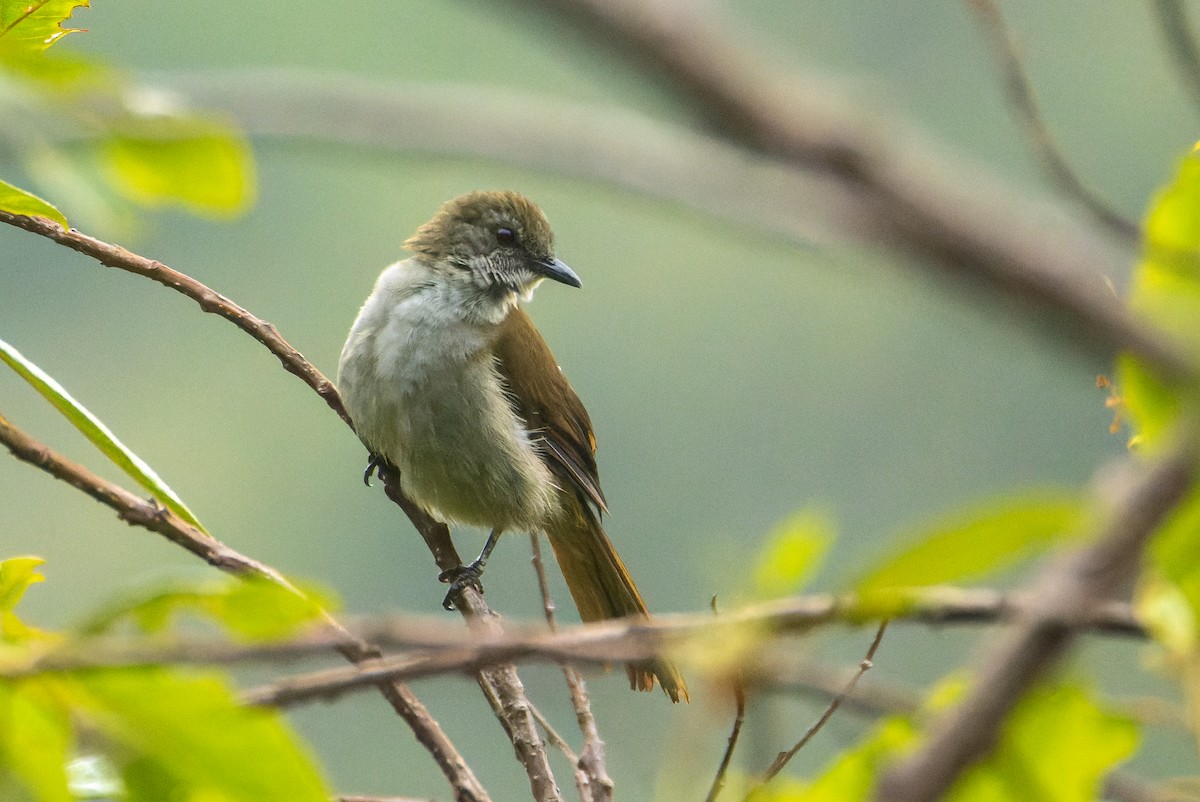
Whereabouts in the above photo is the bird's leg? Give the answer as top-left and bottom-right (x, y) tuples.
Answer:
(362, 454), (385, 486)
(439, 528), (502, 611)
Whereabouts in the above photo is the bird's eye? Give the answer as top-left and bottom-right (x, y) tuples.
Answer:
(496, 227), (518, 245)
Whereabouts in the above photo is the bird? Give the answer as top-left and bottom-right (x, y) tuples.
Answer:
(337, 190), (688, 702)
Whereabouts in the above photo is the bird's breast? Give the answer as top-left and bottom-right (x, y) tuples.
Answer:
(341, 292), (556, 531)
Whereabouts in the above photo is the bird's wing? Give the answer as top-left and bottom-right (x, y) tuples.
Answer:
(492, 307), (608, 514)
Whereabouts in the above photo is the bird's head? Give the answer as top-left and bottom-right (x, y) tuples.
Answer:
(404, 191), (581, 303)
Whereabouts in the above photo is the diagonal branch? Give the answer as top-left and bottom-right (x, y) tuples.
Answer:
(155, 64), (1191, 380)
(966, 0), (1139, 240)
(1153, 0), (1200, 117)
(379, 466), (562, 802)
(874, 440), (1197, 802)
(760, 620), (889, 783)
(495, 0), (1189, 381)
(0, 212), (348, 426)
(0, 413), (490, 802)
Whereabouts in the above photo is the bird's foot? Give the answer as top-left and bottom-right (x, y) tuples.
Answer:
(362, 454), (385, 487)
(438, 560), (485, 611)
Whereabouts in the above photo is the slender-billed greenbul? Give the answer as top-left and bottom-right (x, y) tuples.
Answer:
(337, 190), (688, 701)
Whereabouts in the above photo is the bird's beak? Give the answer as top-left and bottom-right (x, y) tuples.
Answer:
(538, 257), (582, 288)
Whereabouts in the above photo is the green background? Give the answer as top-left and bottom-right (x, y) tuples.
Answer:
(1, 1), (1192, 798)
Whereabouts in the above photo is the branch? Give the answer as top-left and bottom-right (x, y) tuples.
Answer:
(159, 68), (1193, 386)
(0, 212), (349, 426)
(762, 657), (1167, 802)
(530, 533), (612, 802)
(10, 586), (1147, 682)
(0, 212), (560, 801)
(965, 0), (1139, 239)
(379, 466), (562, 802)
(1153, 0), (1200, 116)
(875, 441), (1197, 802)
(238, 577), (1147, 706)
(492, 0), (1189, 380)
(760, 620), (889, 782)
(0, 414), (490, 802)
(703, 678), (745, 802)
(9, 459), (485, 802)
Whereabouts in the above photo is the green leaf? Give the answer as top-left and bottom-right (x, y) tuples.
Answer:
(790, 680), (1136, 802)
(99, 118), (256, 217)
(70, 668), (330, 802)
(0, 179), (67, 227)
(1119, 144), (1200, 448)
(0, 681), (73, 802)
(854, 494), (1083, 595)
(0, 0), (88, 54)
(0, 338), (207, 532)
(1115, 352), (1176, 450)
(752, 509), (834, 598)
(1144, 484), (1200, 642)
(0, 557), (46, 643)
(787, 717), (917, 802)
(79, 575), (334, 642)
(0, 557), (44, 614)
(947, 684), (1138, 802)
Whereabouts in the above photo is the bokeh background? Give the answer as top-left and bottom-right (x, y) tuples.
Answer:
(2, 1), (1194, 798)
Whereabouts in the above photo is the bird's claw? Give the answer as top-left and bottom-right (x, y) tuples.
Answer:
(438, 561), (485, 610)
(363, 454), (384, 487)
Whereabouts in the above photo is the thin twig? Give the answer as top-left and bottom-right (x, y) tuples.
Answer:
(875, 442), (1197, 802)
(966, 0), (1138, 240)
(757, 656), (1164, 802)
(703, 677), (746, 802)
(0, 213), (349, 426)
(10, 586), (1150, 685)
(0, 413), (490, 802)
(761, 620), (889, 783)
(530, 533), (612, 802)
(1153, 0), (1200, 116)
(379, 466), (562, 802)
(229, 585), (1144, 709)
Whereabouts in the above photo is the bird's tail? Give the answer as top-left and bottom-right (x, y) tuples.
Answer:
(545, 502), (689, 703)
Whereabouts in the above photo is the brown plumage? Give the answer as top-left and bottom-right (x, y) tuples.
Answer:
(492, 309), (688, 701)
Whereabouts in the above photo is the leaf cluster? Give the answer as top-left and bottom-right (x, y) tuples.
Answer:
(0, 0), (253, 230)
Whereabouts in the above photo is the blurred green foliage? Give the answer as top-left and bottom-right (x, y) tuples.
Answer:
(0, 0), (253, 231)
(4, 1), (1200, 800)
(0, 558), (332, 802)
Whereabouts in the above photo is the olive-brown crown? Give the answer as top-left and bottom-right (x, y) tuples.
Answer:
(404, 191), (556, 266)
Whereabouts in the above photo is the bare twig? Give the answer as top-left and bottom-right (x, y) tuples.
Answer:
(11, 585), (1149, 683)
(760, 620), (889, 783)
(379, 466), (562, 802)
(220, 586), (1143, 708)
(1153, 0), (1200, 116)
(966, 0), (1139, 239)
(758, 656), (1165, 802)
(875, 443), (1197, 802)
(0, 413), (489, 802)
(703, 678), (746, 802)
(530, 533), (612, 802)
(0, 212), (349, 426)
